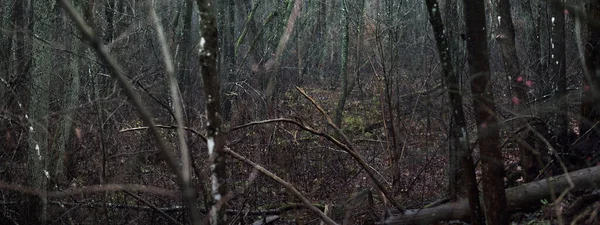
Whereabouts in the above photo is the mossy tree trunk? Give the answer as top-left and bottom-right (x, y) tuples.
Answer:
(333, 0), (350, 129)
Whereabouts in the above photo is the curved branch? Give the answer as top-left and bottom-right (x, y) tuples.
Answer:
(296, 87), (406, 213)
(223, 147), (339, 225)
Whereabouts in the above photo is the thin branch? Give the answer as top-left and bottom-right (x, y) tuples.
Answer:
(223, 147), (339, 225)
(123, 190), (183, 225)
(295, 87), (406, 213)
(146, 1), (200, 224)
(0, 181), (178, 198)
(58, 0), (184, 187)
(58, 1), (200, 223)
(41, 201), (326, 216)
(120, 123), (337, 224)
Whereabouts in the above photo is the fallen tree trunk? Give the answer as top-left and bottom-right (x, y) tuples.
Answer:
(382, 165), (600, 225)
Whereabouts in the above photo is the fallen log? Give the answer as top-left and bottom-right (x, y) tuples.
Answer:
(382, 165), (600, 225)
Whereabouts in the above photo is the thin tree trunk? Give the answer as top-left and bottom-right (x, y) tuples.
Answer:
(264, 0), (296, 118)
(55, 3), (82, 181)
(222, 0), (236, 121)
(317, 0), (327, 80)
(463, 0), (507, 224)
(333, 0), (350, 129)
(549, 1), (568, 155)
(0, 1), (10, 96)
(443, 0), (467, 200)
(177, 0), (195, 124)
(28, 0), (52, 223)
(519, 0), (549, 182)
(196, 0), (226, 224)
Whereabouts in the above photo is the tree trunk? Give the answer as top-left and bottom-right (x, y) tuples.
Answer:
(383, 165), (600, 225)
(55, 2), (82, 181)
(222, 0), (236, 121)
(0, 1), (11, 97)
(463, 0), (507, 224)
(196, 0), (226, 224)
(28, 0), (52, 223)
(177, 0), (195, 124)
(549, 0), (568, 155)
(493, 0), (540, 183)
(333, 0), (350, 129)
(317, 0), (327, 80)
(264, 0), (296, 118)
(425, 1), (483, 224)
(443, 0), (467, 200)
(581, 0), (600, 137)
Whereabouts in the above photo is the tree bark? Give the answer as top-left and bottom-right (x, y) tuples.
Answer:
(424, 1), (483, 224)
(549, 0), (568, 154)
(443, 0), (467, 200)
(28, 0), (52, 223)
(463, 0), (507, 224)
(221, 0), (236, 121)
(55, 2), (82, 181)
(333, 0), (350, 129)
(196, 0), (226, 224)
(264, 0), (298, 118)
(581, 0), (600, 137)
(177, 0), (195, 124)
(493, 0), (540, 183)
(383, 165), (600, 225)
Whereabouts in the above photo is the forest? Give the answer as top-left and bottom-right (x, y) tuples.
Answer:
(1, 0), (600, 224)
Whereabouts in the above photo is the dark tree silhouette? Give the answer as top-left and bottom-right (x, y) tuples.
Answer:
(582, 0), (600, 137)
(424, 0), (483, 224)
(463, 0), (507, 224)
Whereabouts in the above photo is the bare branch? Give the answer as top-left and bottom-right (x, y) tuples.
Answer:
(295, 87), (406, 213)
(58, 0), (183, 185)
(123, 190), (183, 225)
(146, 1), (201, 224)
(0, 181), (178, 199)
(223, 147), (339, 225)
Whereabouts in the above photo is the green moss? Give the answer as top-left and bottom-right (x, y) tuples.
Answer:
(342, 115), (365, 134)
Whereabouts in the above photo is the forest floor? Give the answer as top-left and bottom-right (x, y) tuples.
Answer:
(257, 81), (600, 225)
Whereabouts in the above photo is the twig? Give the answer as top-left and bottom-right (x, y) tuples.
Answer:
(57, 0), (185, 198)
(123, 190), (183, 225)
(295, 87), (406, 213)
(146, 1), (200, 224)
(0, 181), (178, 198)
(223, 147), (338, 225)
(42, 201), (325, 215)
